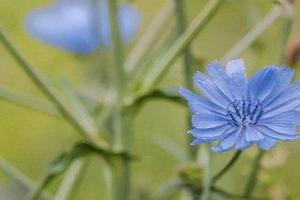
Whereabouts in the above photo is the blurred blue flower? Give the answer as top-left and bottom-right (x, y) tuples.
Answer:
(26, 0), (141, 54)
(179, 59), (300, 152)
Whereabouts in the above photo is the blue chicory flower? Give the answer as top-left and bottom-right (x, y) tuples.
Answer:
(26, 0), (141, 54)
(179, 59), (300, 152)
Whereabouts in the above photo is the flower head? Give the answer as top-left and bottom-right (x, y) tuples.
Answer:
(26, 0), (141, 54)
(179, 59), (300, 152)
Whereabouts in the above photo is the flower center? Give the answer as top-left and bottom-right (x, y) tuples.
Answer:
(227, 99), (263, 126)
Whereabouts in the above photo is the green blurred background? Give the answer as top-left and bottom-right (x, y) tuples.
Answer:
(1, 0), (300, 199)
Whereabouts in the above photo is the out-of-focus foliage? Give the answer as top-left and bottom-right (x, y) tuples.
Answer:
(1, 0), (300, 200)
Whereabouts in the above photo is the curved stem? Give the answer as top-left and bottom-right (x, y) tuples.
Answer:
(243, 149), (264, 198)
(173, 0), (198, 164)
(136, 0), (224, 96)
(212, 150), (242, 184)
(0, 27), (109, 150)
(0, 157), (52, 200)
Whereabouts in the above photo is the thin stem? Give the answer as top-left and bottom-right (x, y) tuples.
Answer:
(125, 1), (174, 74)
(108, 0), (125, 150)
(136, 0), (224, 96)
(0, 27), (109, 151)
(108, 158), (130, 200)
(108, 0), (125, 100)
(221, 5), (283, 62)
(243, 149), (265, 198)
(173, 0), (198, 164)
(53, 159), (87, 200)
(0, 85), (59, 117)
(29, 171), (56, 200)
(279, 0), (293, 63)
(212, 150), (242, 184)
(0, 157), (52, 200)
(242, 3), (293, 198)
(108, 1), (130, 200)
(201, 145), (212, 200)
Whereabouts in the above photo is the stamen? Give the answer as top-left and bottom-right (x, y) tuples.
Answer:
(227, 99), (263, 126)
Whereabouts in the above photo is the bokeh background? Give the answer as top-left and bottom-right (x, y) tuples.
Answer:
(1, 0), (300, 199)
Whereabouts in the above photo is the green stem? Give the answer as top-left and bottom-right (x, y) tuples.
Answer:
(173, 0), (198, 164)
(108, 0), (125, 100)
(242, 3), (293, 197)
(279, 0), (293, 63)
(0, 157), (52, 200)
(136, 0), (224, 96)
(221, 5), (283, 62)
(29, 171), (57, 200)
(0, 27), (109, 151)
(108, 158), (130, 200)
(0, 85), (59, 117)
(53, 159), (87, 200)
(212, 150), (242, 184)
(243, 149), (265, 198)
(108, 0), (125, 150)
(201, 145), (212, 200)
(108, 1), (130, 200)
(125, 1), (174, 74)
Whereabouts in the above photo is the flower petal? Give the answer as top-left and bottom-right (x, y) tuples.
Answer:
(245, 126), (264, 142)
(263, 80), (300, 117)
(98, 0), (141, 45)
(257, 137), (277, 150)
(193, 71), (231, 108)
(259, 110), (300, 126)
(211, 130), (240, 152)
(178, 87), (226, 115)
(192, 114), (228, 129)
(236, 127), (252, 150)
(190, 124), (232, 138)
(207, 61), (234, 101)
(26, 0), (97, 53)
(26, 0), (141, 53)
(119, 5), (142, 42)
(191, 127), (235, 145)
(247, 67), (278, 101)
(226, 59), (248, 99)
(255, 125), (298, 140)
(261, 67), (294, 105)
